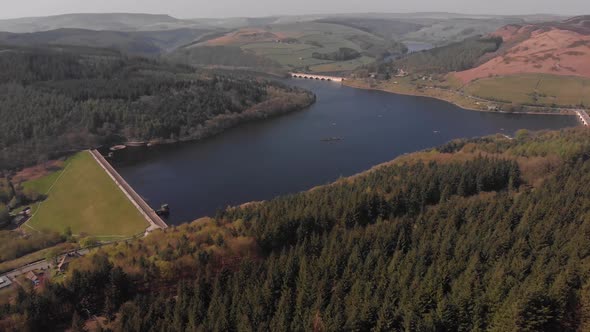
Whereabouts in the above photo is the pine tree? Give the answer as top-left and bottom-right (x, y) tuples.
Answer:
(270, 288), (293, 331)
(71, 311), (87, 332)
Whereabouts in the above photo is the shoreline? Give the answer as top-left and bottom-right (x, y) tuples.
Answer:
(136, 92), (316, 147)
(342, 80), (578, 117)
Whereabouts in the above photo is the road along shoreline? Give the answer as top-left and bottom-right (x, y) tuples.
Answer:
(89, 149), (168, 232)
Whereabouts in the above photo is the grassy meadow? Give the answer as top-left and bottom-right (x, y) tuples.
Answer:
(465, 74), (590, 107)
(23, 151), (147, 238)
(308, 56), (375, 73)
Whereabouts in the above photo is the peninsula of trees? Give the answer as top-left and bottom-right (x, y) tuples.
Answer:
(0, 45), (315, 170)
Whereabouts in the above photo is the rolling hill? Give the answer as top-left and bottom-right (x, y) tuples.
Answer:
(355, 15), (590, 109)
(449, 16), (590, 108)
(0, 28), (214, 56)
(402, 17), (525, 45)
(0, 13), (195, 33)
(176, 22), (408, 73)
(454, 16), (590, 83)
(314, 17), (424, 40)
(0, 13), (567, 74)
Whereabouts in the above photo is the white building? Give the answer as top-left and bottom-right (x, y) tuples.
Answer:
(0, 276), (12, 289)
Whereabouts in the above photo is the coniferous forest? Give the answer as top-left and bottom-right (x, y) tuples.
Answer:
(361, 36), (503, 76)
(0, 45), (314, 170)
(3, 128), (590, 331)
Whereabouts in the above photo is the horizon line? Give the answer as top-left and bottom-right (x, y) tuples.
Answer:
(0, 10), (579, 21)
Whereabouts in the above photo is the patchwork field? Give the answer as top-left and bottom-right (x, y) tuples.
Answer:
(23, 151), (148, 238)
(308, 56), (375, 73)
(464, 74), (590, 107)
(240, 42), (326, 68)
(194, 22), (397, 73)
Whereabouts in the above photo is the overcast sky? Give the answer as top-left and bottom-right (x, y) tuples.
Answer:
(0, 0), (588, 19)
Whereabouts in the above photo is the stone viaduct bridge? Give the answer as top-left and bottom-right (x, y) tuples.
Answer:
(289, 72), (344, 82)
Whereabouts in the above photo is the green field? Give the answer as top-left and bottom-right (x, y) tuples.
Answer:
(176, 21), (407, 73)
(23, 151), (148, 237)
(238, 22), (392, 73)
(241, 40), (375, 72)
(308, 56), (374, 73)
(465, 74), (590, 107)
(241, 42), (327, 68)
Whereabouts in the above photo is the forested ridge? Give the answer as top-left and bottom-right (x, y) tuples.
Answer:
(0, 45), (314, 170)
(3, 128), (590, 331)
(361, 36), (503, 76)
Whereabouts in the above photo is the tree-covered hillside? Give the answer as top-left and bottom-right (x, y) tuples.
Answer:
(364, 36), (502, 76)
(0, 45), (314, 170)
(0, 13), (187, 33)
(4, 128), (590, 331)
(315, 18), (424, 40)
(0, 28), (214, 56)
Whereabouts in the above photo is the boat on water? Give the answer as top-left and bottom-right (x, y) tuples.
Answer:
(109, 145), (127, 152)
(156, 204), (170, 217)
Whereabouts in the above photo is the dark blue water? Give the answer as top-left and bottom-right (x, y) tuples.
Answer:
(115, 79), (578, 224)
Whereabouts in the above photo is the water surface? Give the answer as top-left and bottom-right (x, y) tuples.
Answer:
(115, 79), (578, 224)
(404, 41), (434, 53)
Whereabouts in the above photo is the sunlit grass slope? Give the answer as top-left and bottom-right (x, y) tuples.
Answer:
(465, 74), (590, 107)
(24, 151), (147, 237)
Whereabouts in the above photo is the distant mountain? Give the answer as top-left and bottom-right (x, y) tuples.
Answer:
(190, 17), (284, 29)
(401, 17), (525, 45)
(0, 12), (569, 34)
(312, 14), (537, 46)
(314, 18), (424, 40)
(0, 13), (577, 59)
(559, 15), (590, 34)
(0, 13), (200, 33)
(0, 28), (214, 56)
(0, 13), (315, 33)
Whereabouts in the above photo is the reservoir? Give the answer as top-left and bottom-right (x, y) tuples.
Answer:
(404, 41), (434, 53)
(114, 79), (578, 224)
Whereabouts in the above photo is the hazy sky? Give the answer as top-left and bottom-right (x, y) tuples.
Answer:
(0, 0), (588, 19)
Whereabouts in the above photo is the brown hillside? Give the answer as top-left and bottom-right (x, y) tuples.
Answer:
(454, 18), (590, 83)
(205, 28), (287, 46)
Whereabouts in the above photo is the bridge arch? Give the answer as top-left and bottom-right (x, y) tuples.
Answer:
(289, 72), (344, 83)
